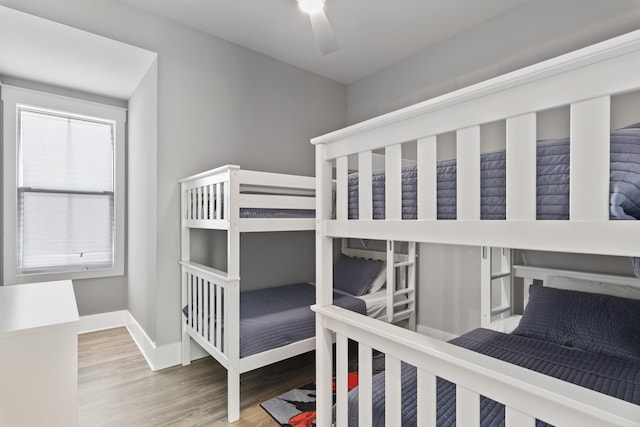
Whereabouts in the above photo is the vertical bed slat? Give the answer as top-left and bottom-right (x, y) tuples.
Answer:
(186, 189), (192, 220)
(197, 277), (203, 335)
(207, 184), (217, 219)
(407, 241), (417, 330)
(196, 187), (202, 220)
(216, 284), (222, 349)
(385, 144), (403, 220)
(417, 136), (438, 220)
(570, 96), (611, 221)
(506, 113), (537, 220)
(358, 343), (373, 427)
(385, 355), (402, 427)
(506, 407), (536, 427)
(336, 334), (349, 427)
(480, 246), (492, 327)
(456, 386), (480, 427)
(188, 274), (193, 328)
(336, 156), (349, 220)
(500, 248), (512, 319)
(456, 126), (481, 220)
(203, 280), (209, 342)
(215, 183), (221, 220)
(416, 369), (437, 427)
(386, 240), (396, 322)
(359, 151), (373, 220)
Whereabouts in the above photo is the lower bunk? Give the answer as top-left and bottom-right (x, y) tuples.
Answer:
(180, 243), (415, 421)
(314, 267), (640, 427)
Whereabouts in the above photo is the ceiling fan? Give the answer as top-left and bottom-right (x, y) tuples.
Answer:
(297, 0), (340, 56)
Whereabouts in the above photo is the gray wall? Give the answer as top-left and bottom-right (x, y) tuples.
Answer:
(345, 0), (640, 336)
(128, 59), (158, 339)
(1, 0), (347, 344)
(348, 0), (640, 125)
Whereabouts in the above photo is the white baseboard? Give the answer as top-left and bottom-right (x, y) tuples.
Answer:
(79, 309), (210, 371)
(417, 324), (459, 342)
(79, 310), (127, 334)
(125, 311), (179, 371)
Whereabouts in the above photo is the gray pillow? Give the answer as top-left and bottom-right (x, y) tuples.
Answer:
(333, 255), (383, 296)
(513, 285), (640, 362)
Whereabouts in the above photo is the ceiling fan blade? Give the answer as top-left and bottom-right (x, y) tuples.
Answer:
(309, 10), (339, 55)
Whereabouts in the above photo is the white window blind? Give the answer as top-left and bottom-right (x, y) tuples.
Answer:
(18, 107), (116, 273)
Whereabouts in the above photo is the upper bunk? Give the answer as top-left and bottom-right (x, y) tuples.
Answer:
(311, 29), (640, 259)
(179, 164), (315, 232)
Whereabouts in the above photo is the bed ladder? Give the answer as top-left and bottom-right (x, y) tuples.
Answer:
(386, 240), (417, 330)
(480, 246), (513, 327)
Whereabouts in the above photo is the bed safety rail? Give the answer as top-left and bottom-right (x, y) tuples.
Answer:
(180, 164), (316, 232)
(180, 261), (238, 366)
(313, 304), (640, 427)
(312, 30), (640, 257)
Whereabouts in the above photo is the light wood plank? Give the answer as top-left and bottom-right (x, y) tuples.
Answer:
(79, 327), (316, 427)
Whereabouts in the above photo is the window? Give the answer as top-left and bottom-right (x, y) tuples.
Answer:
(2, 86), (125, 281)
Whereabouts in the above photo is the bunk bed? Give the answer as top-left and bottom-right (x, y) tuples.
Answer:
(178, 165), (416, 422)
(311, 31), (640, 426)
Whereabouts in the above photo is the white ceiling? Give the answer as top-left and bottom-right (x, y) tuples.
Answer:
(117, 0), (530, 85)
(0, 5), (157, 100)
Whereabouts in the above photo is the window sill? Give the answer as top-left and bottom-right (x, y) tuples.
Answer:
(13, 265), (124, 283)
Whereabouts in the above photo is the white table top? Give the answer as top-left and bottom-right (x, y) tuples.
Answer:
(0, 280), (79, 335)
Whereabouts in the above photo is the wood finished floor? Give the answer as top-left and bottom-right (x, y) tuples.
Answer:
(79, 327), (316, 427)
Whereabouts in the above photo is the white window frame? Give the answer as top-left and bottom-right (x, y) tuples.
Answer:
(2, 85), (126, 283)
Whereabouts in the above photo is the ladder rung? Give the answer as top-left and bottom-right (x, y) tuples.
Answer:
(394, 260), (415, 268)
(491, 271), (510, 280)
(389, 309), (414, 320)
(393, 288), (414, 296)
(394, 298), (414, 308)
(491, 304), (511, 315)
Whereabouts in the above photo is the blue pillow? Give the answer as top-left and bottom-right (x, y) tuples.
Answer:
(333, 255), (383, 296)
(513, 285), (640, 362)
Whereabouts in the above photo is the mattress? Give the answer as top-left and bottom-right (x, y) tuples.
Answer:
(346, 125), (640, 221)
(356, 289), (409, 319)
(239, 208), (314, 218)
(190, 191), (314, 220)
(184, 283), (366, 358)
(345, 328), (640, 426)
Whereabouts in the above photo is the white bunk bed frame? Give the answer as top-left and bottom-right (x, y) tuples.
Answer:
(179, 165), (417, 422)
(312, 31), (640, 426)
(179, 165), (315, 422)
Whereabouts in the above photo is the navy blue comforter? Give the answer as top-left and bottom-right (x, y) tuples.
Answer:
(184, 283), (367, 358)
(347, 125), (640, 221)
(346, 328), (640, 426)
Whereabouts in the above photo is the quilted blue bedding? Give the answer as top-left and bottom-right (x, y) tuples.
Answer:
(184, 283), (366, 358)
(346, 125), (640, 221)
(239, 208), (315, 218)
(345, 328), (640, 426)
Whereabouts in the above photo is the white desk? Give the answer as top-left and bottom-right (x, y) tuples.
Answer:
(0, 280), (79, 427)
